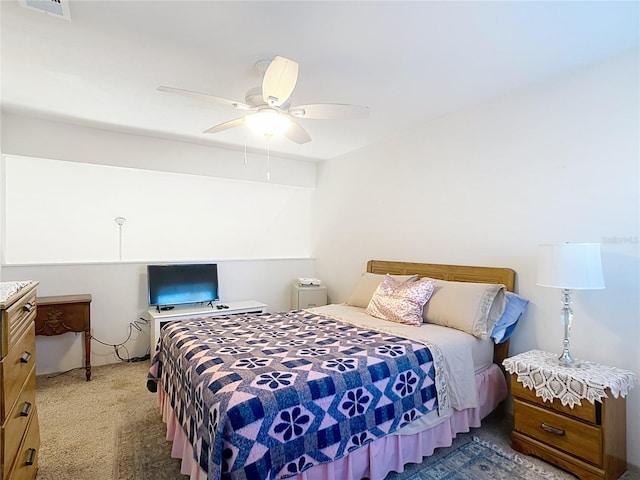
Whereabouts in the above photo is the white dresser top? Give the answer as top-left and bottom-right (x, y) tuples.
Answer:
(0, 280), (36, 305)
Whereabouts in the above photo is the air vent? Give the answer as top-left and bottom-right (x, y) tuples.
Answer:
(19, 0), (71, 21)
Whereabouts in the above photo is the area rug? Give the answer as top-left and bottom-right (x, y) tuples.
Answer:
(389, 436), (563, 480)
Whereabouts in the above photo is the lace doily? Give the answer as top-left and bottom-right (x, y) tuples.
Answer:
(0, 280), (34, 304)
(503, 349), (638, 408)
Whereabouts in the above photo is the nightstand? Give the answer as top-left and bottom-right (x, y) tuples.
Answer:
(504, 350), (637, 480)
(35, 295), (92, 381)
(291, 284), (327, 309)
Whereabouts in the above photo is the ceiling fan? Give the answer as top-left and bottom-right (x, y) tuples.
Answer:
(158, 56), (369, 144)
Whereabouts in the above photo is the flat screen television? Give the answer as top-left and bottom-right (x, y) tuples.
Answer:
(147, 263), (219, 308)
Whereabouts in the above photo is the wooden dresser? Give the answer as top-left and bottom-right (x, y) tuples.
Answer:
(0, 281), (40, 480)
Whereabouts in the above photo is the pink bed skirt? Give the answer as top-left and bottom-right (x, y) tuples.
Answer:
(157, 363), (507, 480)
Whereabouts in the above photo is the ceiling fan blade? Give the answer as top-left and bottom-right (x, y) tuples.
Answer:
(158, 86), (252, 110)
(288, 103), (369, 119)
(262, 56), (299, 107)
(203, 117), (245, 134)
(284, 121), (311, 144)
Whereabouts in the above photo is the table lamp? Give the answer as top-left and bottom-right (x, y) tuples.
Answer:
(537, 243), (605, 367)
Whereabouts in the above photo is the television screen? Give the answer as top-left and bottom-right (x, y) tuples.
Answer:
(147, 263), (219, 307)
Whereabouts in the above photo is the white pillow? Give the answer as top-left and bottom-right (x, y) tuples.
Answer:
(422, 279), (506, 340)
(366, 275), (435, 326)
(346, 272), (418, 308)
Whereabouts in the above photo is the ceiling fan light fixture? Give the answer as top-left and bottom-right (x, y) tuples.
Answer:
(245, 109), (291, 136)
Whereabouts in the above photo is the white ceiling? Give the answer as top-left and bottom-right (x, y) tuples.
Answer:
(1, 1), (638, 161)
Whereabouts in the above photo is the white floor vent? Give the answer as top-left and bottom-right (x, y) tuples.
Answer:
(19, 0), (71, 21)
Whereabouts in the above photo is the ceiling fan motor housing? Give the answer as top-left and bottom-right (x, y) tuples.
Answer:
(245, 87), (265, 107)
(244, 87), (290, 110)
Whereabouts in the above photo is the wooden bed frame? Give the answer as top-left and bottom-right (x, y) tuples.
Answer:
(367, 259), (516, 368)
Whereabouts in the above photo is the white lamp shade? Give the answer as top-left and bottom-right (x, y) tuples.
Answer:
(537, 243), (605, 290)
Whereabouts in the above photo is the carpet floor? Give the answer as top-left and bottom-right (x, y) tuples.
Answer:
(33, 361), (639, 480)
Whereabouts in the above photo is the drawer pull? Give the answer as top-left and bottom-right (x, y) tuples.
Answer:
(23, 302), (34, 313)
(25, 448), (37, 466)
(541, 423), (565, 436)
(20, 351), (32, 363)
(20, 401), (33, 417)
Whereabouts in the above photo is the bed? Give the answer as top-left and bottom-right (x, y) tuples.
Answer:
(148, 260), (518, 480)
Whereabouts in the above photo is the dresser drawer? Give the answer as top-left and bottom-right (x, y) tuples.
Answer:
(5, 411), (39, 480)
(514, 399), (602, 466)
(510, 375), (598, 424)
(0, 326), (36, 422)
(1, 290), (36, 359)
(2, 369), (36, 478)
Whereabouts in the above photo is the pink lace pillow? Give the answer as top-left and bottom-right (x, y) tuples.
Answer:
(366, 275), (435, 326)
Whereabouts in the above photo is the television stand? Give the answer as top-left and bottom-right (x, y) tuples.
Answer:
(148, 300), (268, 351)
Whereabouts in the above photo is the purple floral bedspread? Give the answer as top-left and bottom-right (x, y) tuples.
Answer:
(149, 310), (437, 480)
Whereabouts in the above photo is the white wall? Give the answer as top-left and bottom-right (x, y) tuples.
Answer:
(0, 114), (319, 374)
(313, 51), (640, 465)
(1, 259), (315, 374)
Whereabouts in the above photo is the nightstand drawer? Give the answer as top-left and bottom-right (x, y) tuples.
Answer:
(35, 301), (89, 335)
(291, 285), (327, 309)
(514, 399), (602, 466)
(298, 289), (327, 308)
(511, 375), (597, 423)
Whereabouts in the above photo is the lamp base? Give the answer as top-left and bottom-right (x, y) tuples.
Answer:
(558, 351), (581, 368)
(557, 289), (581, 368)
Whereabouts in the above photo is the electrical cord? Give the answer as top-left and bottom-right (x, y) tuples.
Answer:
(40, 318), (150, 379)
(46, 367), (85, 379)
(92, 317), (151, 363)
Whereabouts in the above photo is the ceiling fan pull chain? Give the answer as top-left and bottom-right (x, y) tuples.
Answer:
(266, 136), (271, 181)
(244, 123), (248, 165)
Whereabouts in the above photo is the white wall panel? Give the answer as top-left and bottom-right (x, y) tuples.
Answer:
(4, 156), (312, 263)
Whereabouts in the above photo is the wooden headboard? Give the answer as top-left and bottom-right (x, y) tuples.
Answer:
(367, 260), (516, 367)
